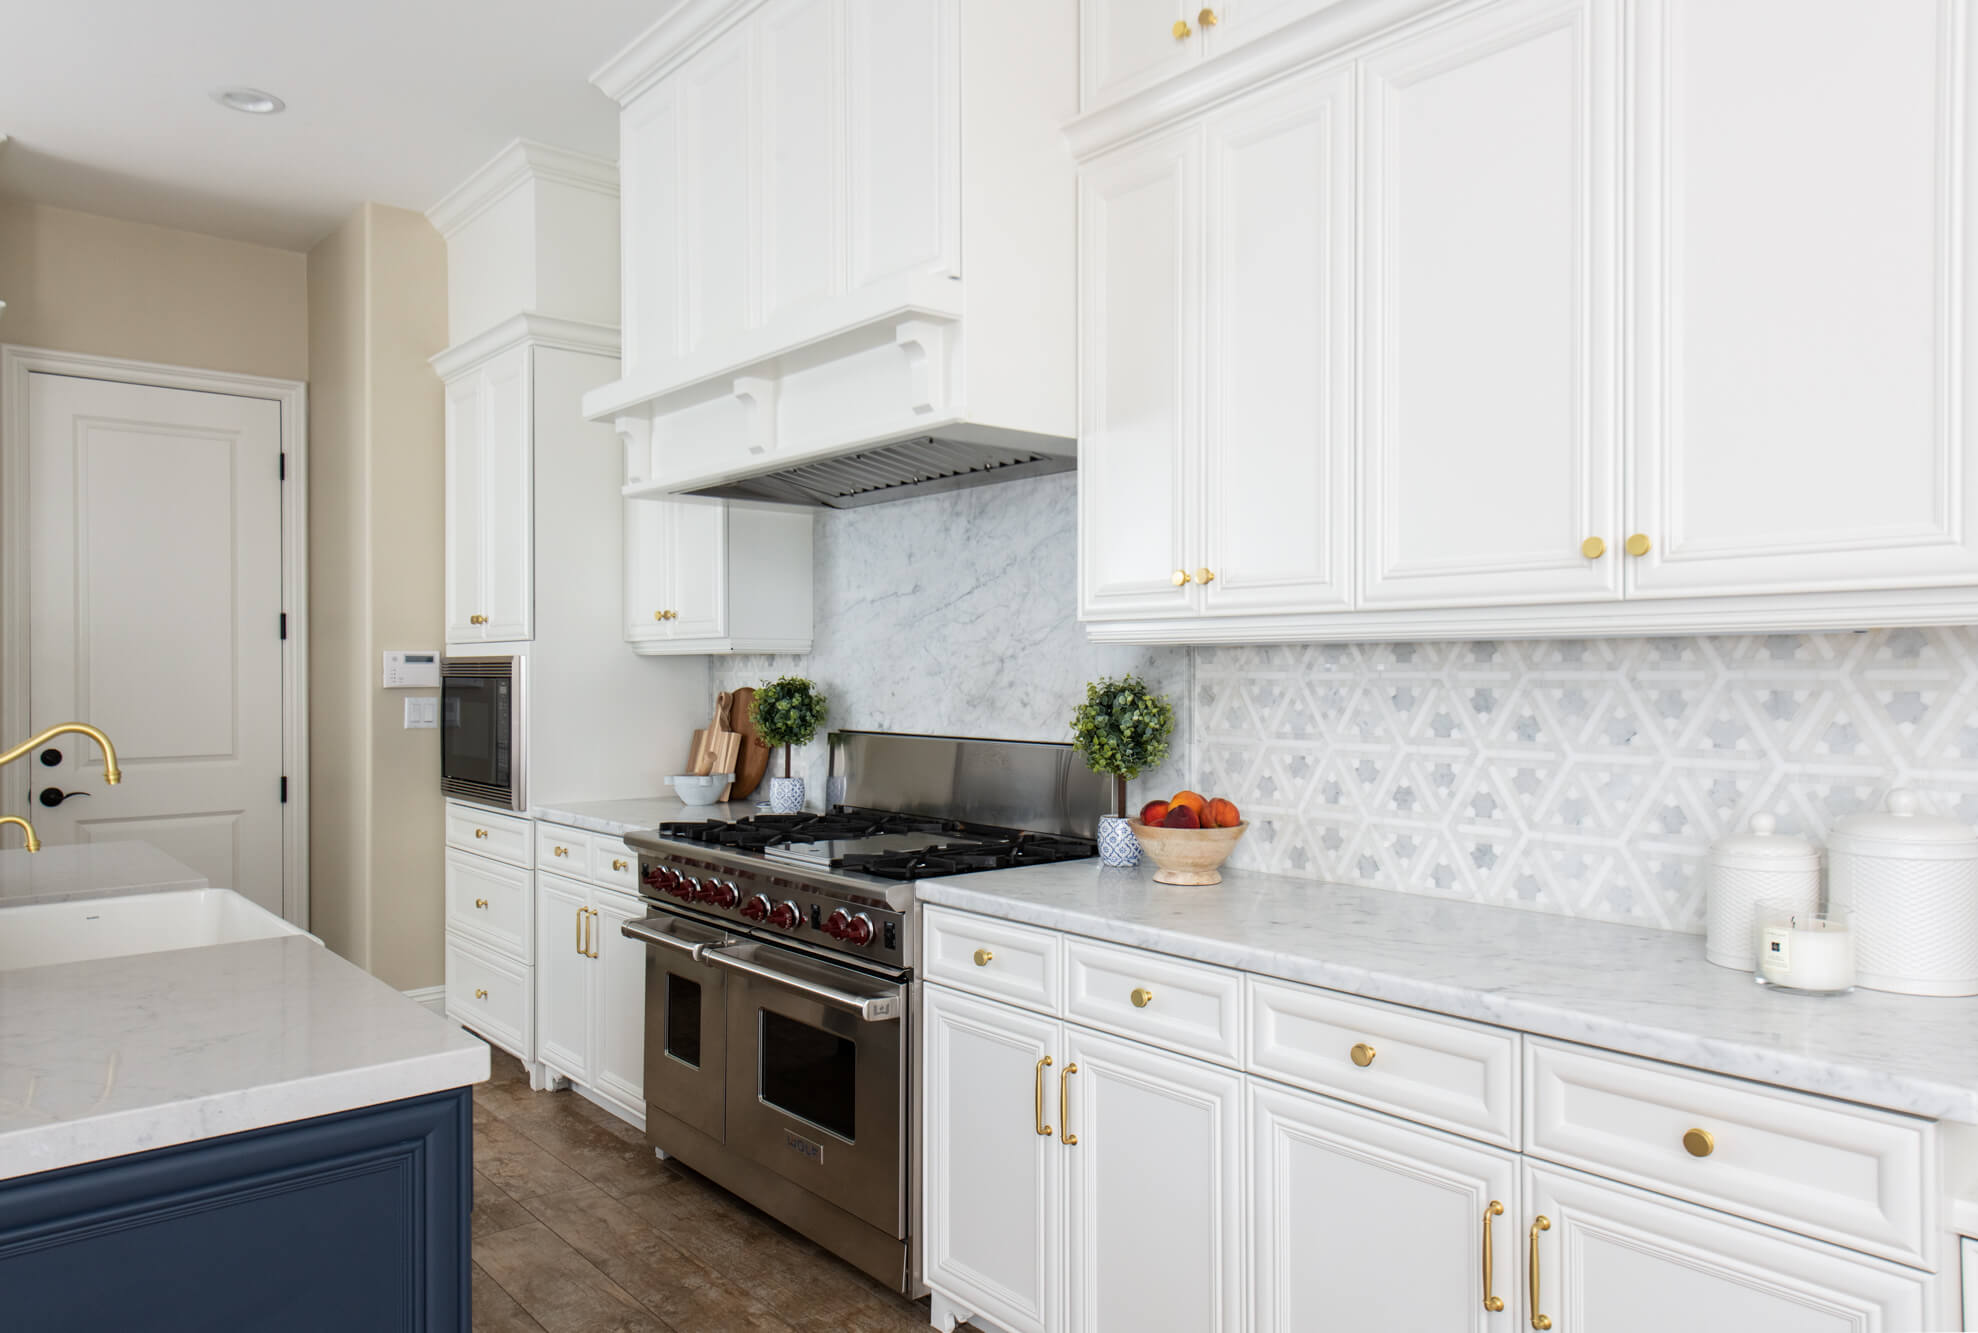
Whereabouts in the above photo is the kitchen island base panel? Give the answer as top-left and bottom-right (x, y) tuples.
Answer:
(0, 1087), (471, 1333)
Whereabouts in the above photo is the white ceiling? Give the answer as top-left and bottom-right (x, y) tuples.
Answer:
(0, 0), (671, 251)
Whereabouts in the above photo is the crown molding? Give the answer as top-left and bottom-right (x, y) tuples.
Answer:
(426, 139), (618, 239)
(591, 0), (764, 104)
(430, 313), (621, 381)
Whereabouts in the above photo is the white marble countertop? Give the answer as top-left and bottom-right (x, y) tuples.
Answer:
(0, 841), (208, 908)
(0, 934), (489, 1180)
(919, 860), (1978, 1123)
(531, 793), (765, 837)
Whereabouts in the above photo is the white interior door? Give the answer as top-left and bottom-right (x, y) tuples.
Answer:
(24, 371), (285, 909)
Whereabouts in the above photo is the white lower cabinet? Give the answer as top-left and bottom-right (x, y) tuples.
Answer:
(535, 870), (646, 1123)
(1525, 1164), (1930, 1333)
(1250, 1080), (1519, 1331)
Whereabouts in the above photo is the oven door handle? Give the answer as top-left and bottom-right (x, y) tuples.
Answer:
(620, 916), (715, 963)
(699, 944), (904, 1022)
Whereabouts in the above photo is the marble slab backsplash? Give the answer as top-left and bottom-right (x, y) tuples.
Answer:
(709, 471), (1978, 934)
(711, 473), (1190, 807)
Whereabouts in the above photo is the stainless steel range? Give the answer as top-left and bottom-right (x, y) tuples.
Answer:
(619, 731), (1108, 1292)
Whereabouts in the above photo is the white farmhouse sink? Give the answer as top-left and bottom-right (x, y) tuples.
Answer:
(0, 888), (315, 972)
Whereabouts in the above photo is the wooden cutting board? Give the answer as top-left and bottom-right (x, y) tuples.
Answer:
(726, 686), (770, 801)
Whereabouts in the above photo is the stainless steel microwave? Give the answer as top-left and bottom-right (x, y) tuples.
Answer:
(440, 655), (525, 811)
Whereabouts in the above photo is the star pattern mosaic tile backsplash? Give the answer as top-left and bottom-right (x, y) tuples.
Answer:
(1197, 629), (1978, 932)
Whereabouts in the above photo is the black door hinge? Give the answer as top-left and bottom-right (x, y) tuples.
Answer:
(280, 776), (288, 804)
(279, 452), (287, 481)
(279, 613), (288, 640)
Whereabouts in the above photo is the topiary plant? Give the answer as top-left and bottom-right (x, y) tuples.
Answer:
(1070, 674), (1175, 816)
(751, 676), (829, 778)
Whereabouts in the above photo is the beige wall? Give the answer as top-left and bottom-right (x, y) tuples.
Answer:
(307, 203), (448, 990)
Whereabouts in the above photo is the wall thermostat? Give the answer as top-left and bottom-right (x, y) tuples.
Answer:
(382, 650), (441, 689)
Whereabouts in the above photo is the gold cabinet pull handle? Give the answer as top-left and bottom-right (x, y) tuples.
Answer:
(1625, 532), (1652, 557)
(1130, 986), (1154, 1008)
(973, 948), (994, 967)
(1171, 568), (1192, 586)
(1482, 1200), (1504, 1312)
(474, 988), (488, 1000)
(1172, 17), (1193, 38)
(1683, 1127), (1715, 1158)
(1061, 1062), (1079, 1146)
(1195, 567), (1215, 585)
(474, 897), (488, 909)
(1350, 1042), (1376, 1067)
(1035, 1055), (1054, 1137)
(1580, 536), (1607, 559)
(589, 908), (600, 958)
(576, 907), (585, 955)
(613, 858), (629, 872)
(1529, 1216), (1552, 1330)
(474, 828), (488, 839)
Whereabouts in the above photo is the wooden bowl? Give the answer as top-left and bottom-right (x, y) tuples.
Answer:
(1127, 819), (1247, 885)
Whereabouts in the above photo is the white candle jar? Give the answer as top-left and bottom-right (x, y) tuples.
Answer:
(1703, 814), (1820, 971)
(1754, 904), (1856, 995)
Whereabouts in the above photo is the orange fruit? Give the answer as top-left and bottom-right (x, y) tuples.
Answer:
(1138, 800), (1171, 826)
(1168, 790), (1208, 817)
(1205, 797), (1241, 828)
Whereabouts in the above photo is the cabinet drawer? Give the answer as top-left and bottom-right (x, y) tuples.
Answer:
(1247, 976), (1519, 1147)
(589, 836), (638, 894)
(1063, 937), (1243, 1066)
(536, 824), (590, 875)
(922, 906), (1061, 1014)
(445, 803), (532, 868)
(1525, 1038), (1936, 1269)
(446, 935), (532, 1061)
(444, 848), (534, 963)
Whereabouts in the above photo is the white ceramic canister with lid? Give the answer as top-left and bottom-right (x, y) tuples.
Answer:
(1704, 814), (1820, 970)
(1825, 789), (1978, 997)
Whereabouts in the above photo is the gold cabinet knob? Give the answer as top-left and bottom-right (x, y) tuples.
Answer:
(473, 988), (488, 1000)
(1130, 987), (1155, 1008)
(1580, 536), (1607, 559)
(473, 897), (488, 909)
(1198, 7), (1219, 24)
(613, 858), (628, 872)
(973, 948), (994, 967)
(554, 845), (568, 857)
(473, 828), (488, 839)
(1683, 1127), (1715, 1158)
(1625, 533), (1652, 557)
(654, 610), (664, 622)
(1196, 567), (1215, 585)
(1350, 1042), (1376, 1067)
(1171, 569), (1192, 586)
(469, 614), (487, 625)
(1172, 17), (1193, 38)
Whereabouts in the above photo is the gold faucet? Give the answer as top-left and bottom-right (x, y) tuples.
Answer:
(0, 815), (38, 852)
(0, 723), (121, 785)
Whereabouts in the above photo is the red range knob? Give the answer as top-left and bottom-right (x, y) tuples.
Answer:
(700, 880), (738, 908)
(824, 909), (850, 939)
(740, 894), (770, 922)
(670, 876), (699, 900)
(769, 900), (802, 930)
(843, 913), (874, 946)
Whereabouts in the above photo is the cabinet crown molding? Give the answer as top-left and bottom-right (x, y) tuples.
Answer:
(430, 313), (621, 382)
(425, 138), (620, 239)
(590, 0), (765, 105)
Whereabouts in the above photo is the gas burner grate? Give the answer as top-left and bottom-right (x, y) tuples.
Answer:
(843, 833), (1099, 882)
(658, 810), (963, 852)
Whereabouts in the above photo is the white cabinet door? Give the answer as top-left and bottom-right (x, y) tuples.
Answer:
(622, 498), (671, 645)
(1078, 131), (1202, 621)
(535, 872), (592, 1082)
(680, 25), (755, 350)
(760, 0), (842, 320)
(1204, 0), (1344, 57)
(478, 345), (534, 641)
(1524, 1164), (1930, 1333)
(1358, 0), (1620, 609)
(1199, 65), (1354, 616)
(1081, 0), (1196, 111)
(443, 372), (487, 644)
(590, 891), (646, 1113)
(1250, 1080), (1521, 1332)
(922, 986), (1062, 1333)
(620, 80), (685, 375)
(1063, 1025), (1243, 1333)
(1627, 0), (1978, 598)
(666, 498), (729, 640)
(845, 0), (955, 288)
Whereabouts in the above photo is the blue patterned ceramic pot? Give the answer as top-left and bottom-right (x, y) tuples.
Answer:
(1098, 814), (1141, 867)
(769, 776), (806, 814)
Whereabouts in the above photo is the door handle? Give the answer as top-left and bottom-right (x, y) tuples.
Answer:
(38, 788), (89, 808)
(621, 915), (720, 962)
(700, 944), (903, 1021)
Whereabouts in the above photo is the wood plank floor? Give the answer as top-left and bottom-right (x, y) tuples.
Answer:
(471, 1049), (972, 1332)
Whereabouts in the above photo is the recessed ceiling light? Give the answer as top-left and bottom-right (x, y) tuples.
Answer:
(211, 87), (285, 115)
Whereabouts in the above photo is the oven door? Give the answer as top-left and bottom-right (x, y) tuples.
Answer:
(706, 940), (908, 1238)
(623, 911), (734, 1143)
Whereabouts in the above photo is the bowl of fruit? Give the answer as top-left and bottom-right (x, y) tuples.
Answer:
(1128, 791), (1245, 885)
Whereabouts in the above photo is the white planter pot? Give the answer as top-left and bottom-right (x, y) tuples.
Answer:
(768, 776), (806, 815)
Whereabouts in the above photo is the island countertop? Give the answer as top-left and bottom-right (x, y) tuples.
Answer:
(918, 859), (1978, 1123)
(0, 934), (489, 1180)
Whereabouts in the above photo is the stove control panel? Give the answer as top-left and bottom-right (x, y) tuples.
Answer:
(636, 846), (910, 972)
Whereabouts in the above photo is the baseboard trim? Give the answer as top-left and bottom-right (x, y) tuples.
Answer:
(403, 985), (447, 1017)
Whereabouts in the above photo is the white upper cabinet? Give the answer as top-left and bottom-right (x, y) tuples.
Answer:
(1082, 0), (1200, 111)
(621, 493), (813, 655)
(845, 0), (955, 288)
(445, 343), (534, 643)
(760, 0), (842, 323)
(681, 26), (754, 353)
(1626, 0), (1978, 599)
(1358, 0), (1618, 609)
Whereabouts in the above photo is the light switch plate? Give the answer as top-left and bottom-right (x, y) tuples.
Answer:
(403, 696), (438, 729)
